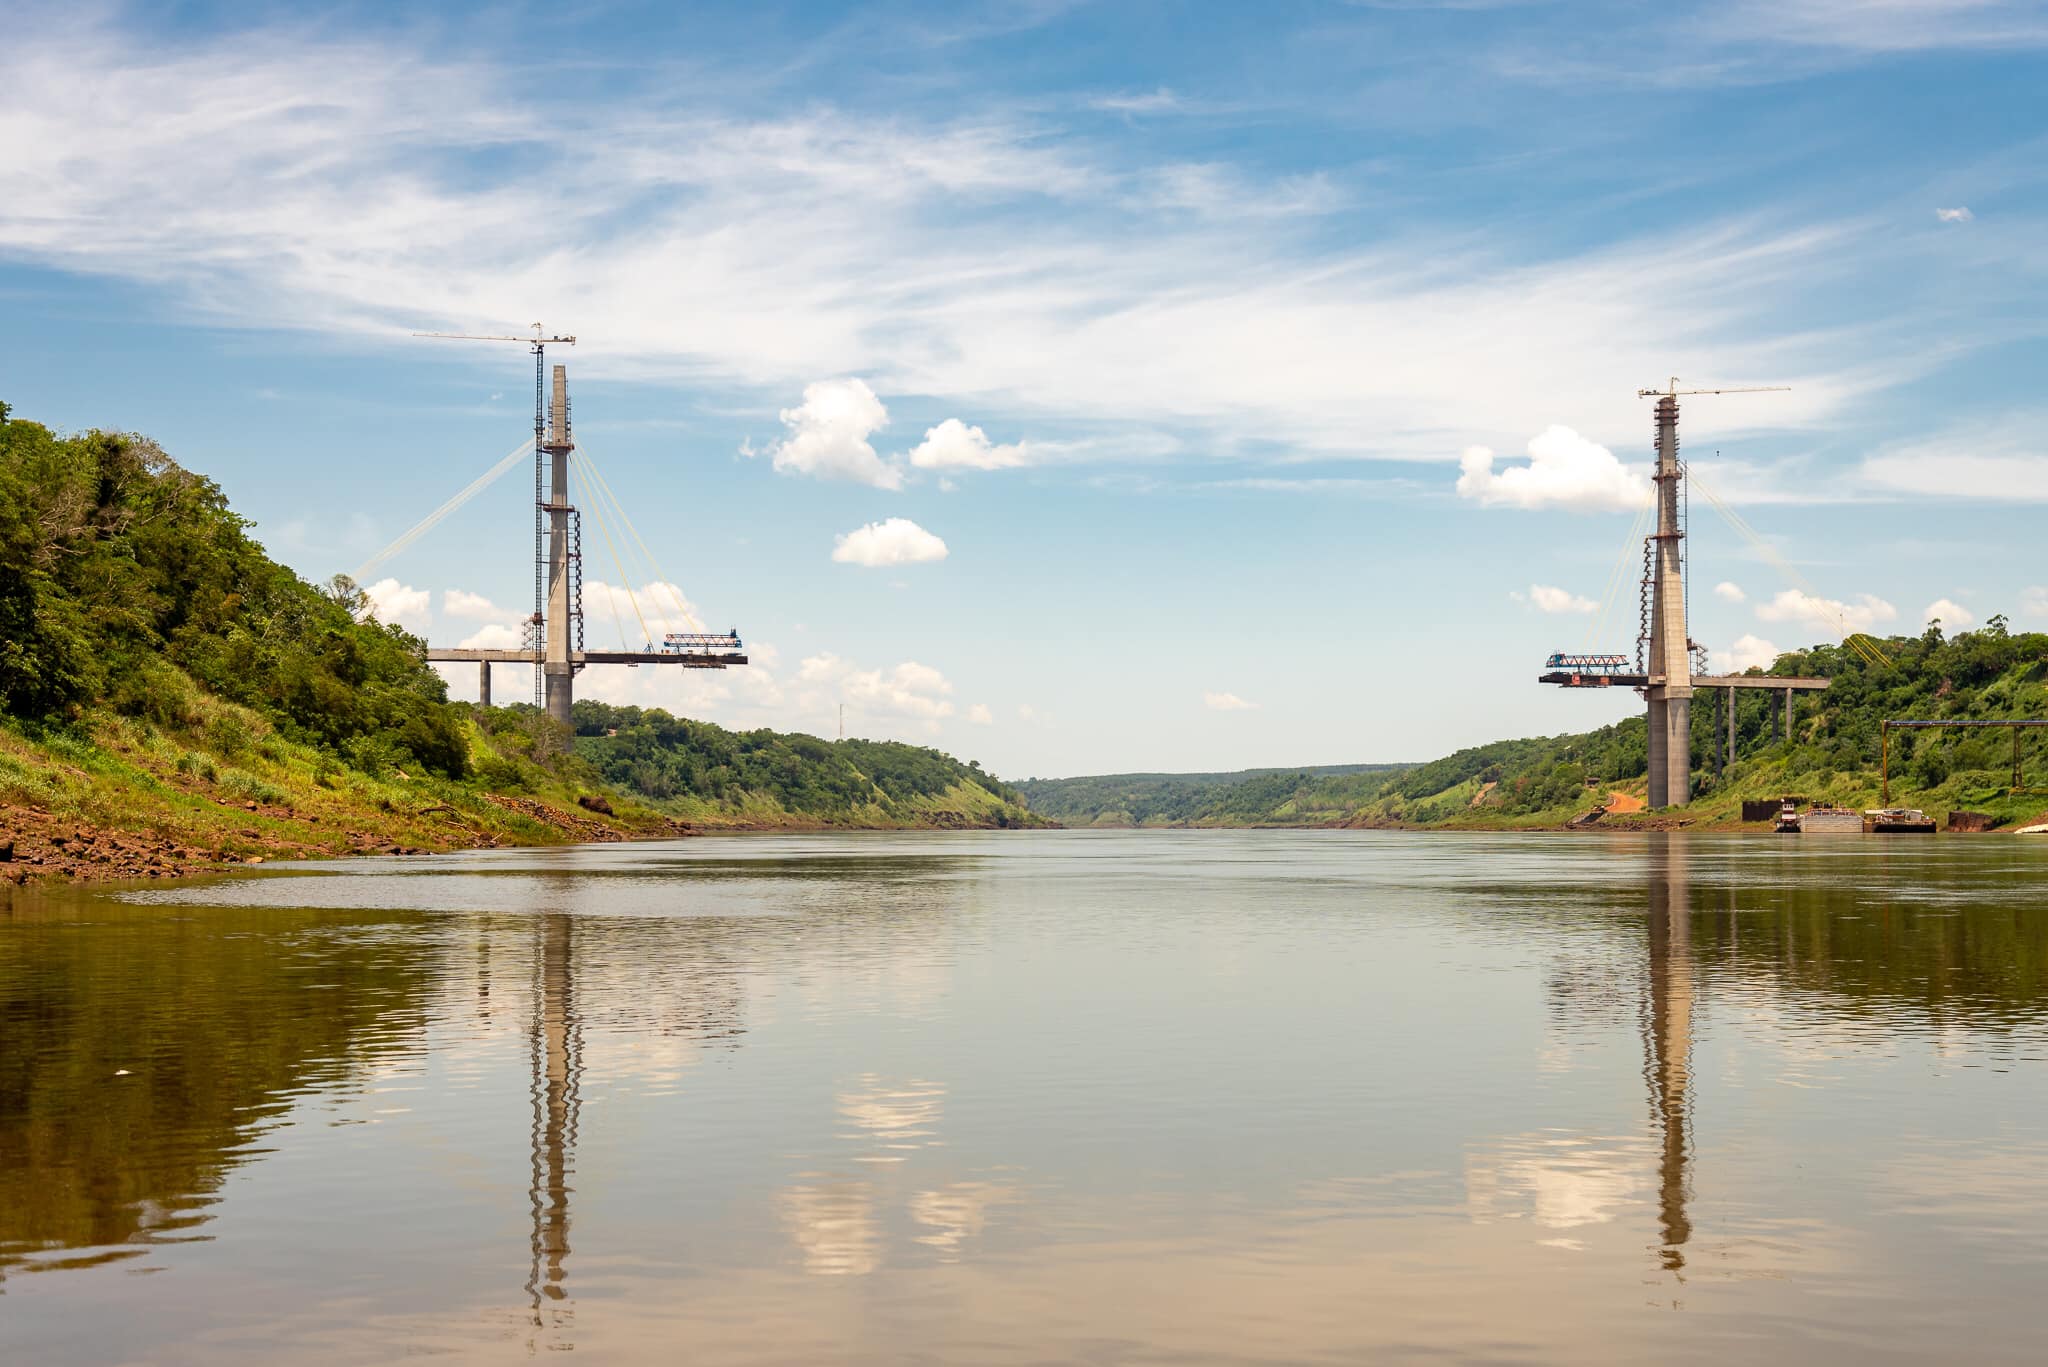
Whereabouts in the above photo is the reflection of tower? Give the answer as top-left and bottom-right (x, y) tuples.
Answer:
(526, 912), (580, 1322)
(1644, 835), (1694, 1271)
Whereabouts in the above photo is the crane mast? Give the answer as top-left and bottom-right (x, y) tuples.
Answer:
(1636, 379), (1788, 808)
(416, 325), (579, 714)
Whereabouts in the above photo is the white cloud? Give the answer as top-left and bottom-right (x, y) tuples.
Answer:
(797, 654), (955, 726)
(905, 418), (1030, 471)
(1935, 206), (1974, 224)
(360, 577), (431, 631)
(1524, 584), (1597, 615)
(1859, 422), (2048, 501)
(443, 588), (513, 621)
(1017, 704), (1040, 723)
(752, 379), (901, 489)
(831, 518), (950, 568)
(1204, 691), (1259, 712)
(0, 18), (1906, 476)
(581, 579), (712, 646)
(967, 703), (993, 725)
(1456, 427), (1650, 514)
(458, 622), (525, 650)
(1715, 634), (1781, 673)
(1924, 597), (1975, 629)
(1713, 581), (1747, 603)
(2022, 587), (2048, 619)
(1755, 588), (1898, 636)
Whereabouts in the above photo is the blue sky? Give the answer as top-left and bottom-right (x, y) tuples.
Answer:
(5, 1), (2048, 777)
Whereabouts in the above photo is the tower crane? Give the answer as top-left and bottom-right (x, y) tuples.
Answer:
(1633, 378), (1788, 809)
(415, 326), (577, 708)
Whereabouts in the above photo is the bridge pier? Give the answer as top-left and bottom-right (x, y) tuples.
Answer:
(1726, 686), (1737, 769)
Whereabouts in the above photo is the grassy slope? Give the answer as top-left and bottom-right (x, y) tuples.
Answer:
(0, 403), (1036, 877)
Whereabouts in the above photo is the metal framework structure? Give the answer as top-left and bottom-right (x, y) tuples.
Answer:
(1540, 378), (1797, 808)
(1880, 718), (2048, 804)
(415, 325), (746, 718)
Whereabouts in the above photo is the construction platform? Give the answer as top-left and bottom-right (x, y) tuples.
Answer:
(429, 648), (746, 669)
(1538, 671), (1831, 692)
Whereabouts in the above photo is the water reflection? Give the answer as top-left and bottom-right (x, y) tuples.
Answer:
(526, 909), (580, 1328)
(1645, 835), (1694, 1271)
(7, 833), (2048, 1363)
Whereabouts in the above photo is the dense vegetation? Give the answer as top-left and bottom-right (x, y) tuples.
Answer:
(0, 402), (469, 777)
(0, 402), (1033, 861)
(1017, 764), (1407, 826)
(570, 701), (1036, 825)
(1031, 619), (2048, 829)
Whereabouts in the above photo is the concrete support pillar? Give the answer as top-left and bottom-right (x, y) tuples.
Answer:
(479, 660), (492, 709)
(1666, 695), (1691, 806)
(1783, 689), (1793, 741)
(1726, 687), (1737, 769)
(1648, 696), (1669, 808)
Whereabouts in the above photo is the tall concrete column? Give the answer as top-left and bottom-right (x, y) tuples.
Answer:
(542, 365), (574, 725)
(1647, 394), (1692, 807)
(1726, 687), (1737, 769)
(1783, 688), (1793, 741)
(479, 660), (492, 709)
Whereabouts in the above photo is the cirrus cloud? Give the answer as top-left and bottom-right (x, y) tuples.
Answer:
(1204, 691), (1259, 711)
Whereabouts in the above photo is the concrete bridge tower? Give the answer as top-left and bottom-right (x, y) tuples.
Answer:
(541, 365), (576, 725)
(1645, 393), (1693, 808)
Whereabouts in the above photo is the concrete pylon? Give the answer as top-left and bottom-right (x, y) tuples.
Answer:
(542, 365), (574, 725)
(1645, 395), (1692, 807)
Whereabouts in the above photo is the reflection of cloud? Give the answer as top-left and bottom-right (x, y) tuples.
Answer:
(779, 1181), (880, 1276)
(1466, 1132), (1652, 1231)
(910, 1181), (1021, 1259)
(837, 1075), (945, 1161)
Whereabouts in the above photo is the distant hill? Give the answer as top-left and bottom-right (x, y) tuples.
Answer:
(1016, 764), (1411, 826)
(1025, 618), (2048, 831)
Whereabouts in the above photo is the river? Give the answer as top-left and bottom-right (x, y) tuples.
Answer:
(4, 830), (2047, 1363)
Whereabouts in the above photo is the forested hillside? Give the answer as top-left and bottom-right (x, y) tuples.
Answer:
(0, 403), (1035, 880)
(1017, 764), (1407, 826)
(1032, 620), (2048, 829)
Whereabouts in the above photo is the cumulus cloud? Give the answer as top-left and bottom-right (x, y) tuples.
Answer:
(798, 654), (955, 725)
(752, 379), (901, 489)
(1523, 584), (1597, 615)
(2023, 587), (2048, 619)
(1924, 597), (1975, 629)
(1755, 588), (1897, 636)
(443, 588), (513, 621)
(906, 418), (1030, 471)
(1715, 633), (1781, 673)
(831, 518), (950, 568)
(1456, 426), (1650, 513)
(360, 577), (431, 631)
(582, 579), (712, 644)
(1713, 581), (1747, 603)
(967, 703), (993, 725)
(1935, 207), (1974, 223)
(458, 622), (525, 650)
(1204, 691), (1258, 711)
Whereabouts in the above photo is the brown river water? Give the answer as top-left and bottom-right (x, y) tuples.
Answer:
(4, 829), (2048, 1364)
